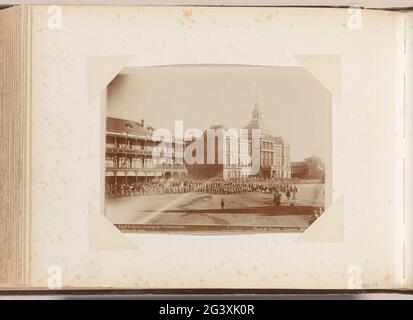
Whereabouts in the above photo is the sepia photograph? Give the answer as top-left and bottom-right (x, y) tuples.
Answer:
(104, 66), (331, 233)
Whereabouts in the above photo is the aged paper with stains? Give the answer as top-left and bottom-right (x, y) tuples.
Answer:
(21, 5), (407, 289)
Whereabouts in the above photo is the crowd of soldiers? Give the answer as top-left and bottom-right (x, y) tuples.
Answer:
(106, 177), (299, 201)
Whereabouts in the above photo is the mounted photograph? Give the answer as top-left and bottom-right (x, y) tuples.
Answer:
(103, 66), (331, 233)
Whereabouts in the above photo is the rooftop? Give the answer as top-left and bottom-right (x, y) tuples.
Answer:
(106, 117), (154, 136)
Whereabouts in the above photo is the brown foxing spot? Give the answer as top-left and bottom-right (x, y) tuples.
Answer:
(182, 8), (193, 19)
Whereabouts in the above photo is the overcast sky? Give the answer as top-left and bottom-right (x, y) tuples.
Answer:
(107, 66), (331, 162)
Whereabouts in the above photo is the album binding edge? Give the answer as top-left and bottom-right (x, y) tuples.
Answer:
(0, 5), (32, 288)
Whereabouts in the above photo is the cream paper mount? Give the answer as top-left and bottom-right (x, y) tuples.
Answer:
(85, 54), (342, 249)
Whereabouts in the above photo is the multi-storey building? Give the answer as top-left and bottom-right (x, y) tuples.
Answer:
(186, 100), (291, 180)
(185, 124), (252, 179)
(243, 101), (291, 179)
(105, 117), (187, 186)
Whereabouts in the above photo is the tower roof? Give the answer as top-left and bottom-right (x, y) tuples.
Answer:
(243, 97), (272, 136)
(252, 97), (262, 120)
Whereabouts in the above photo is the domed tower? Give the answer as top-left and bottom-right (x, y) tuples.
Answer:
(241, 97), (273, 177)
(243, 97), (272, 137)
(252, 97), (263, 120)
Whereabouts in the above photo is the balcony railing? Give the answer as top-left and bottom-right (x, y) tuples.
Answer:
(106, 146), (151, 154)
(106, 145), (179, 155)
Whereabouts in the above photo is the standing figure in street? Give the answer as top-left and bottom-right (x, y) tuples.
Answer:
(273, 192), (282, 207)
(221, 198), (225, 210)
